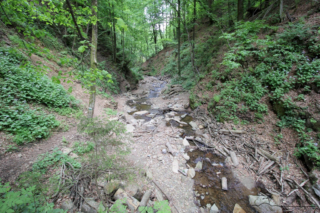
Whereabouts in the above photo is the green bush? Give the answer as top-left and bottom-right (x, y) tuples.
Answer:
(72, 141), (95, 155)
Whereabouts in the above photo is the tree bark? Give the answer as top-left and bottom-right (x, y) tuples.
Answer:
(237, 0), (244, 21)
(88, 0), (98, 118)
(279, 0), (284, 22)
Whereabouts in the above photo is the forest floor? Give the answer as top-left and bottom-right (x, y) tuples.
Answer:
(0, 71), (319, 213)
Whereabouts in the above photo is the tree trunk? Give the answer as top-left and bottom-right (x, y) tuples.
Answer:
(228, 0), (234, 27)
(88, 0), (98, 118)
(152, 24), (157, 53)
(193, 0), (196, 50)
(178, 0), (181, 76)
(279, 0), (284, 22)
(237, 0), (244, 21)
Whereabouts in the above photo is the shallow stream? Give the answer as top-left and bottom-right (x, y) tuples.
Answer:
(127, 78), (258, 212)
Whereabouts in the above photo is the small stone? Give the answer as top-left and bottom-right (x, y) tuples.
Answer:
(188, 168), (196, 178)
(17, 154), (22, 158)
(172, 159), (179, 173)
(183, 138), (190, 147)
(126, 124), (135, 133)
(181, 113), (187, 118)
(162, 149), (167, 154)
(233, 203), (246, 213)
(146, 170), (153, 179)
(195, 161), (203, 170)
(272, 194), (281, 205)
(158, 157), (163, 161)
(201, 196), (205, 200)
(61, 147), (72, 155)
(183, 153), (190, 160)
(189, 121), (198, 130)
(199, 125), (204, 129)
(210, 204), (219, 213)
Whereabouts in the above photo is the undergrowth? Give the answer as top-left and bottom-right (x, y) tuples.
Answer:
(0, 47), (79, 144)
(205, 20), (320, 166)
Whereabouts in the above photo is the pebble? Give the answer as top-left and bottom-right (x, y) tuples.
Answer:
(183, 153), (190, 160)
(162, 149), (167, 154)
(195, 161), (203, 170)
(188, 168), (196, 178)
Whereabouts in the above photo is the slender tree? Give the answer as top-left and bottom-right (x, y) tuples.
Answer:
(88, 0), (98, 118)
(237, 0), (244, 21)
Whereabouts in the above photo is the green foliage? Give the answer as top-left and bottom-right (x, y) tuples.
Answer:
(0, 48), (80, 144)
(32, 148), (81, 174)
(72, 141), (95, 155)
(109, 198), (127, 213)
(154, 200), (171, 213)
(105, 108), (118, 116)
(0, 180), (65, 213)
(5, 145), (18, 153)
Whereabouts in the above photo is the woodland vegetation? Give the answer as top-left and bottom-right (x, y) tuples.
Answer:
(0, 0), (320, 212)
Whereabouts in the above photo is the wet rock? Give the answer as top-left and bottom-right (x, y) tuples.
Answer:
(233, 203), (246, 213)
(249, 195), (282, 213)
(195, 161), (203, 170)
(104, 180), (120, 195)
(126, 124), (135, 133)
(188, 168), (196, 178)
(133, 111), (149, 116)
(162, 149), (167, 154)
(183, 153), (190, 160)
(60, 199), (74, 211)
(172, 159), (179, 173)
(189, 121), (198, 130)
(210, 204), (219, 213)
